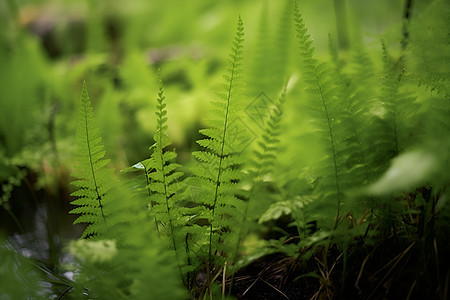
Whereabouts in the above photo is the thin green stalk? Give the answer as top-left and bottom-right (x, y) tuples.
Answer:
(144, 165), (160, 237)
(84, 103), (106, 223)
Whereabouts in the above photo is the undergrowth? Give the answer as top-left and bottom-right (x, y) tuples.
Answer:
(1, 0), (449, 299)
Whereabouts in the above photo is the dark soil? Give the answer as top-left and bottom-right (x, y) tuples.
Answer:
(230, 254), (319, 300)
(230, 237), (450, 300)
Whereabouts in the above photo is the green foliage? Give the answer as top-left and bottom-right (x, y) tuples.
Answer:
(143, 71), (191, 285)
(68, 2), (449, 298)
(68, 83), (186, 299)
(246, 0), (293, 118)
(0, 239), (43, 299)
(1, 1), (449, 299)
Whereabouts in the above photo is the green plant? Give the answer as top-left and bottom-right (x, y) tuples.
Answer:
(70, 82), (111, 238)
(1, 1), (448, 299)
(68, 2), (449, 298)
(188, 16), (247, 297)
(67, 81), (186, 300)
(136, 70), (189, 286)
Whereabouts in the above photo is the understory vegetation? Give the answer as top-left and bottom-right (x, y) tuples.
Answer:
(1, 0), (449, 299)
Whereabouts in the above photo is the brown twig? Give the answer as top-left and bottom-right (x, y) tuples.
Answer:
(406, 279), (417, 300)
(355, 249), (375, 293)
(260, 278), (290, 300)
(367, 241), (416, 299)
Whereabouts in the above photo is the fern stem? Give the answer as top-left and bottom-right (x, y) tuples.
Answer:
(158, 119), (185, 285)
(208, 52), (235, 268)
(144, 165), (160, 237)
(393, 110), (399, 155)
(83, 96), (106, 223)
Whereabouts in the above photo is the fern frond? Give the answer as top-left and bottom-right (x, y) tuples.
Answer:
(328, 38), (378, 189)
(70, 81), (111, 239)
(377, 41), (419, 156)
(250, 84), (288, 186)
(348, 44), (381, 181)
(293, 2), (343, 228)
(144, 72), (187, 274)
(192, 16), (246, 270)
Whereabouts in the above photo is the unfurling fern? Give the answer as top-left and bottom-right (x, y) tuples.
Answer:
(70, 82), (112, 238)
(190, 16), (246, 275)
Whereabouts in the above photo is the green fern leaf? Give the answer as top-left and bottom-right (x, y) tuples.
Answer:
(145, 72), (184, 236)
(70, 81), (111, 238)
(293, 2), (344, 228)
(251, 85), (287, 181)
(139, 71), (191, 284)
(191, 16), (246, 271)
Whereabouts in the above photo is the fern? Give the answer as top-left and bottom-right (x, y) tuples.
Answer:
(190, 16), (246, 276)
(408, 0), (449, 170)
(328, 39), (390, 235)
(144, 71), (187, 282)
(293, 1), (345, 229)
(70, 82), (112, 238)
(347, 43), (385, 182)
(328, 37), (369, 190)
(366, 41), (419, 180)
(251, 85), (287, 183)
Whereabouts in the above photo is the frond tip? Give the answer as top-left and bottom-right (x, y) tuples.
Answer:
(70, 81), (111, 238)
